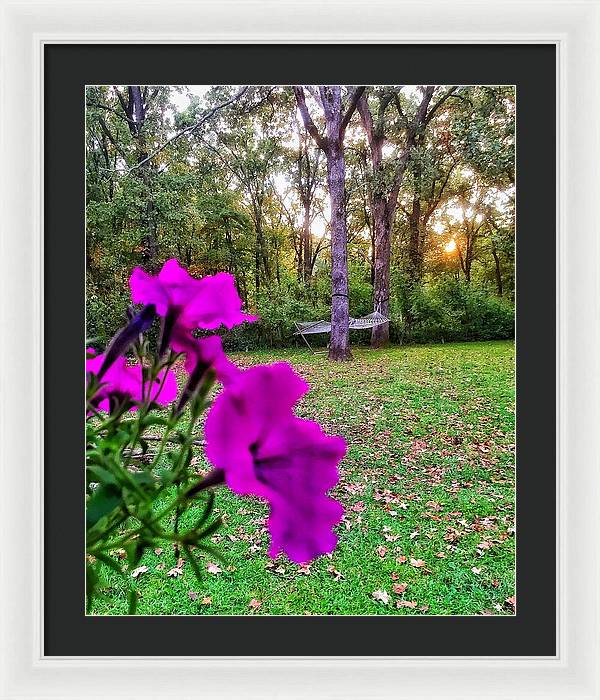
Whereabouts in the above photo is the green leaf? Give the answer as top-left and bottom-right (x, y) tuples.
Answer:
(87, 465), (119, 488)
(124, 541), (144, 568)
(86, 485), (122, 528)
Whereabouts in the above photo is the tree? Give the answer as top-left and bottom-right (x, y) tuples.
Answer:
(356, 85), (457, 346)
(293, 122), (322, 283)
(293, 85), (365, 361)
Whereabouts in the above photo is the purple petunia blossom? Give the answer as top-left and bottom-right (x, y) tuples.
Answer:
(86, 351), (177, 412)
(129, 259), (257, 331)
(170, 330), (240, 386)
(204, 362), (346, 564)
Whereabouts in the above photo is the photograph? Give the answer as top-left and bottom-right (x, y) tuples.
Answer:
(85, 84), (515, 617)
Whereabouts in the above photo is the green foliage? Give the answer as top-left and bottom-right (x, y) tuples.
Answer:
(86, 326), (224, 614)
(398, 277), (514, 344)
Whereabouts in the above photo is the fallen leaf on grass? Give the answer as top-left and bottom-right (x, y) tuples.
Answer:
(167, 557), (185, 578)
(131, 565), (148, 579)
(392, 583), (408, 594)
(505, 595), (516, 609)
(384, 533), (401, 542)
(207, 562), (222, 575)
(426, 501), (442, 511)
(410, 558), (426, 568)
(396, 600), (418, 609)
(188, 591), (198, 601)
(327, 565), (344, 581)
(372, 590), (390, 605)
(201, 596), (212, 605)
(249, 599), (262, 611)
(154, 547), (163, 556)
(396, 555), (407, 565)
(434, 552), (446, 558)
(471, 567), (482, 575)
(376, 545), (387, 558)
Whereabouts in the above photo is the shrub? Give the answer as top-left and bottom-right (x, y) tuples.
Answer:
(397, 277), (514, 344)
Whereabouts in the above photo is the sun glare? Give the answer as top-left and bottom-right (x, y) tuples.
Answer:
(444, 239), (457, 254)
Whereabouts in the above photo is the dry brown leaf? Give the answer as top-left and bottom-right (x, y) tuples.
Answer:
(410, 558), (426, 568)
(131, 565), (148, 579)
(372, 590), (390, 605)
(327, 565), (344, 581)
(392, 582), (408, 594)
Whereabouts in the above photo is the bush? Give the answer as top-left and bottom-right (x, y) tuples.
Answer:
(86, 280), (131, 347)
(223, 278), (330, 351)
(401, 277), (514, 344)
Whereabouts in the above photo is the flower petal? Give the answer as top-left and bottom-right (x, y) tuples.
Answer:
(181, 272), (258, 330)
(130, 267), (170, 316)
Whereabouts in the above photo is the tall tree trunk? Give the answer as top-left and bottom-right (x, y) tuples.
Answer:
(357, 86), (438, 348)
(293, 85), (364, 361)
(370, 197), (391, 347)
(326, 142), (352, 361)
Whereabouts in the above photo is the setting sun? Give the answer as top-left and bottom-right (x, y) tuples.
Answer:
(444, 239), (457, 253)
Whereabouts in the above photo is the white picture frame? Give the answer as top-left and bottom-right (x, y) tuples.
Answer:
(1, 0), (598, 697)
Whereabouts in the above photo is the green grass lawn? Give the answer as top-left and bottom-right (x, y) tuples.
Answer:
(89, 340), (515, 616)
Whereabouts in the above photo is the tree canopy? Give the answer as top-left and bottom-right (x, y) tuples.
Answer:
(86, 85), (515, 353)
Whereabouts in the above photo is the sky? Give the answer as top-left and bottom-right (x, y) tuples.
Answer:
(170, 85), (211, 112)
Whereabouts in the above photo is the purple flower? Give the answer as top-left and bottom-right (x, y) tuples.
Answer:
(129, 259), (257, 332)
(86, 351), (177, 412)
(172, 333), (241, 414)
(204, 363), (346, 564)
(171, 330), (239, 385)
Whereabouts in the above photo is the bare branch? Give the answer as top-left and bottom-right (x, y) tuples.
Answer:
(425, 86), (458, 124)
(122, 86), (249, 174)
(97, 116), (128, 163)
(339, 86), (366, 136)
(293, 86), (328, 151)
